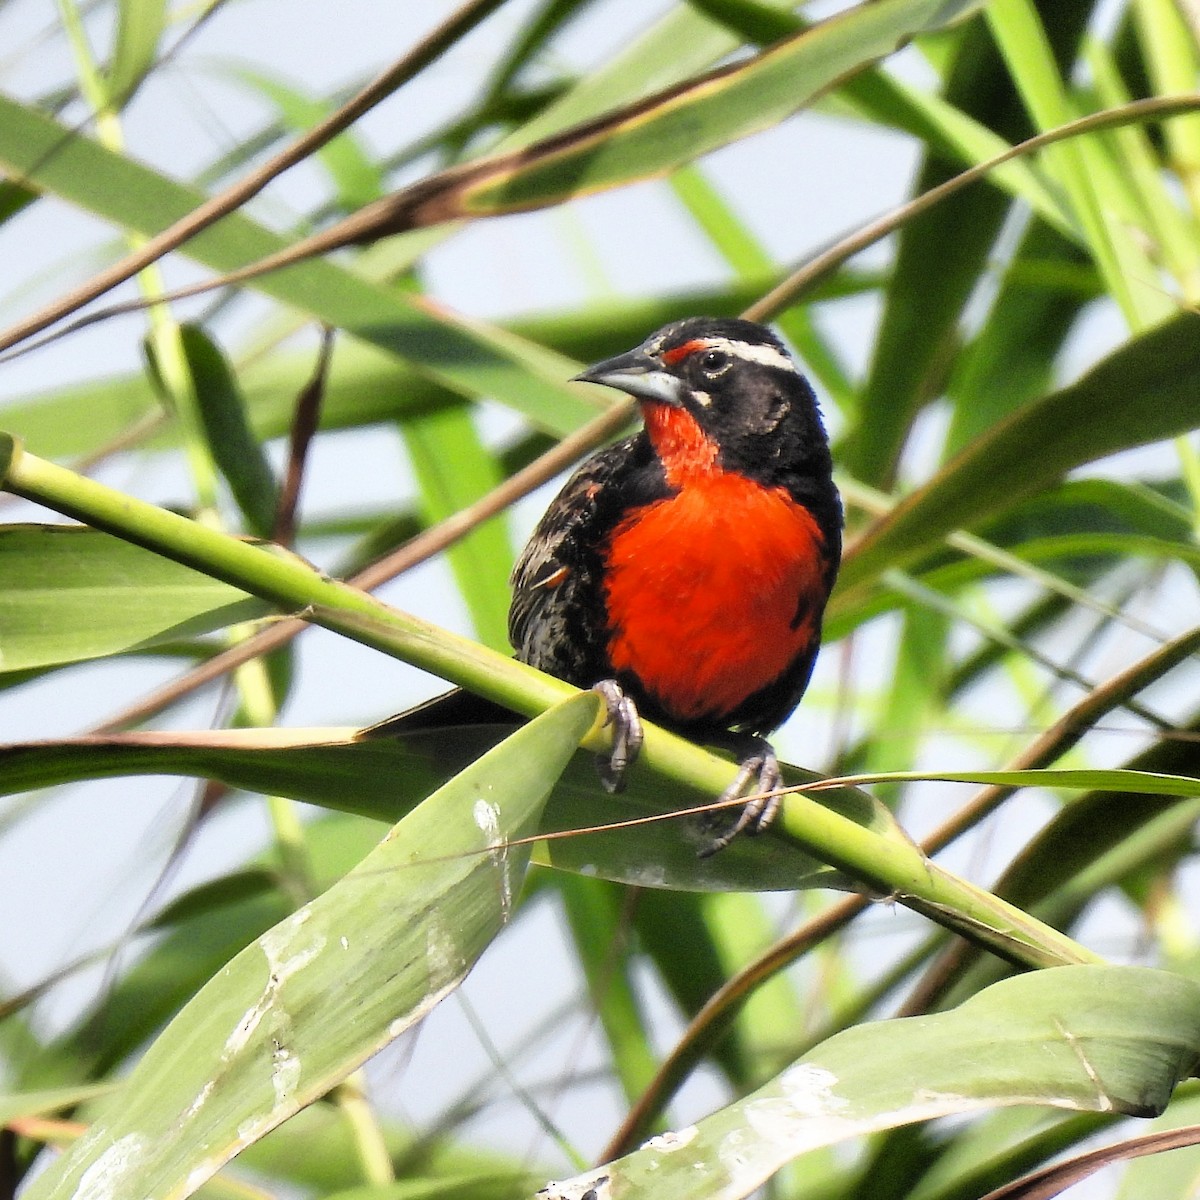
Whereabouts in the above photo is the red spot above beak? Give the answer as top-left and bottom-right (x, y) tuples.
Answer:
(660, 339), (706, 366)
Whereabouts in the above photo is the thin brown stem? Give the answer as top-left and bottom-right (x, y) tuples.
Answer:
(93, 400), (632, 732)
(273, 328), (335, 548)
(600, 626), (1200, 1158)
(0, 0), (507, 355)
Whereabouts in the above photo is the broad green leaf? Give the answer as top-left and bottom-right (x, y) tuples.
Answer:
(545, 967), (1200, 1200)
(402, 404), (513, 651)
(237, 1100), (548, 1197)
(1135, 0), (1200, 216)
(228, 67), (384, 211)
(557, 875), (660, 1102)
(0, 724), (896, 894)
(346, 0), (985, 233)
(986, 0), (1173, 328)
(1117, 1090), (1200, 1200)
(0, 1083), (115, 1124)
(20, 693), (599, 1200)
(0, 279), (798, 459)
(837, 311), (1200, 605)
(896, 1108), (1112, 1200)
(0, 525), (265, 673)
(324, 1178), (543, 1200)
(815, 767), (1200, 797)
(176, 325), (279, 538)
(0, 179), (37, 224)
(508, 0), (778, 144)
(914, 723), (1200, 1015)
(843, 2), (1095, 487)
(829, 522), (1200, 640)
(21, 815), (385, 1089)
(635, 888), (806, 1082)
(1083, 37), (1200, 300)
(862, 604), (947, 795)
(104, 0), (166, 104)
(945, 221), (1095, 453)
(0, 94), (600, 436)
(684, 0), (800, 45)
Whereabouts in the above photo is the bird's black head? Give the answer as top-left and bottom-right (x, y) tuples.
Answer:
(574, 317), (831, 483)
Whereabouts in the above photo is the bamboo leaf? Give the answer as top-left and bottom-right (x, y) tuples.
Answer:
(838, 311), (1200, 603)
(0, 94), (599, 435)
(0, 1083), (115, 1124)
(545, 967), (1200, 1200)
(402, 405), (513, 651)
(0, 726), (891, 895)
(0, 525), (264, 673)
(843, 2), (1094, 487)
(104, 0), (166, 104)
(0, 280), (797, 460)
(20, 816), (384, 1087)
(344, 0), (986, 234)
(175, 325), (279, 538)
(18, 693), (600, 1200)
(228, 67), (384, 211)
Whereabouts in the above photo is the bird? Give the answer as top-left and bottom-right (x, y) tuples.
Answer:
(508, 316), (842, 855)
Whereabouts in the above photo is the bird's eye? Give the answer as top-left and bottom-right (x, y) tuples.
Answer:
(700, 349), (730, 375)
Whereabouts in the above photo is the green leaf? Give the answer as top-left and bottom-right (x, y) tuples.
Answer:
(985, 0), (1173, 328)
(176, 325), (280, 538)
(0, 179), (37, 224)
(0, 1083), (116, 1124)
(402, 404), (514, 651)
(548, 967), (1200, 1200)
(843, 3), (1094, 487)
(0, 725), (895, 894)
(104, 0), (166, 104)
(324, 1174), (545, 1200)
(944, 222), (1095, 453)
(0, 279), (798, 460)
(908, 721), (1200, 1017)
(557, 875), (660, 1102)
(0, 525), (265, 673)
(0, 95), (600, 436)
(237, 1100), (548, 1197)
(358, 0), (985, 230)
(1116, 1089), (1200, 1200)
(683, 0), (800, 45)
(634, 888), (806, 1082)
(228, 68), (384, 211)
(838, 311), (1200, 604)
(819, 767), (1200, 797)
(19, 693), (599, 1200)
(21, 816), (385, 1088)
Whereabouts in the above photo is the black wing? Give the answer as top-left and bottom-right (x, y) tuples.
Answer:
(508, 434), (649, 688)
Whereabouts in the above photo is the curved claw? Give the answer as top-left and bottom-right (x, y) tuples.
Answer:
(592, 679), (643, 793)
(698, 740), (782, 858)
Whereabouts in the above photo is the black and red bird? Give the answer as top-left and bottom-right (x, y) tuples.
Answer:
(509, 317), (842, 854)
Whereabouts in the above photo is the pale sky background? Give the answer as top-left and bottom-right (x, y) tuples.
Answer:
(0, 0), (1175, 1190)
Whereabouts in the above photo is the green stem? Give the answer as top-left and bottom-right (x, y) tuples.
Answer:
(0, 434), (1099, 971)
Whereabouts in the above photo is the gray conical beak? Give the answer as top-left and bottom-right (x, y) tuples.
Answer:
(573, 346), (685, 406)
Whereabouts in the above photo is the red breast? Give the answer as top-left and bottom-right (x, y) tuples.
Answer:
(602, 405), (829, 725)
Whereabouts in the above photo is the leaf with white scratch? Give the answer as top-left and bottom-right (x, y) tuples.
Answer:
(554, 966), (1200, 1200)
(20, 692), (601, 1200)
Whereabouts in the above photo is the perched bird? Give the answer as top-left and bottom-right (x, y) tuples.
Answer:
(509, 317), (842, 855)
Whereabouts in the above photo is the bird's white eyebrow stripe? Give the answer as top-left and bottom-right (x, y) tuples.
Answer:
(700, 336), (793, 371)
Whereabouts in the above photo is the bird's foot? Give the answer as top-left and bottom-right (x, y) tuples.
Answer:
(591, 679), (643, 793)
(698, 735), (783, 858)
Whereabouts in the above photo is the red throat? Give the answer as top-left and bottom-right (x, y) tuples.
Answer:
(640, 403), (718, 485)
